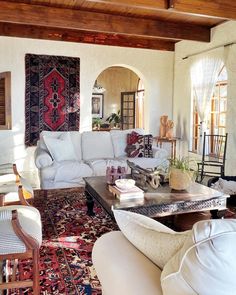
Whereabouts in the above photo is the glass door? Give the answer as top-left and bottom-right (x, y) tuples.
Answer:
(121, 91), (135, 130)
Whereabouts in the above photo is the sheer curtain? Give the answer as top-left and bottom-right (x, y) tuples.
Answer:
(190, 49), (223, 152)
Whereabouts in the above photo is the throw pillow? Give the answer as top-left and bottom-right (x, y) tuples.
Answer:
(113, 209), (190, 269)
(161, 219), (236, 295)
(126, 131), (153, 158)
(43, 132), (77, 162)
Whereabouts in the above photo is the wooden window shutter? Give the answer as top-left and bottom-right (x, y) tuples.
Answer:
(0, 71), (11, 129)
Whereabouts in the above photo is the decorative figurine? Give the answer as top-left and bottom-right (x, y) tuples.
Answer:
(160, 115), (168, 138)
(166, 120), (174, 139)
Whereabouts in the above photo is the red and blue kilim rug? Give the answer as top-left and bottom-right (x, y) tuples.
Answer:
(7, 188), (117, 295)
(25, 54), (80, 146)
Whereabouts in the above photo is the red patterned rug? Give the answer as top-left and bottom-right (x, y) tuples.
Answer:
(25, 54), (80, 146)
(7, 188), (117, 295)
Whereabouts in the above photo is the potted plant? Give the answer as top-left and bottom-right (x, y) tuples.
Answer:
(106, 110), (121, 128)
(92, 117), (102, 130)
(169, 157), (197, 190)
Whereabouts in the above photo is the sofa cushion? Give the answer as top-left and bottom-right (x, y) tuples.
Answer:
(126, 132), (153, 158)
(86, 159), (128, 176)
(43, 133), (77, 162)
(83, 159), (107, 176)
(39, 130), (67, 150)
(67, 132), (82, 161)
(82, 131), (114, 161)
(113, 210), (189, 269)
(161, 219), (236, 295)
(40, 131), (82, 161)
(92, 231), (163, 295)
(110, 128), (145, 158)
(54, 161), (93, 182)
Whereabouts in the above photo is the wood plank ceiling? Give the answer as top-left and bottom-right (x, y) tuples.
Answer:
(0, 0), (235, 51)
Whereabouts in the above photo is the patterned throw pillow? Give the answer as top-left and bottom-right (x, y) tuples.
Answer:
(125, 131), (153, 158)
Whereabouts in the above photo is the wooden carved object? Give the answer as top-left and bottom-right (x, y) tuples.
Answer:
(127, 160), (160, 191)
(159, 115), (168, 138)
(166, 120), (174, 138)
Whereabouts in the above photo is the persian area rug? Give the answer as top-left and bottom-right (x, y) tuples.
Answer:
(7, 188), (117, 295)
(25, 54), (80, 146)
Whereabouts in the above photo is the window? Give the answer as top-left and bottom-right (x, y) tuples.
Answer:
(0, 71), (11, 130)
(192, 66), (227, 152)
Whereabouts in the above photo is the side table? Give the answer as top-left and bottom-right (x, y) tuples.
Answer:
(154, 137), (179, 159)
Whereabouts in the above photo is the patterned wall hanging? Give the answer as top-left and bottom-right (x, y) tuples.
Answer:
(25, 54), (80, 146)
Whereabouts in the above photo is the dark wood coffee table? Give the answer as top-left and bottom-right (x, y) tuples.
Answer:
(84, 176), (229, 218)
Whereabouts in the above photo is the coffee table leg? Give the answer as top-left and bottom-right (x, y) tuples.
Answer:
(211, 209), (227, 219)
(85, 191), (95, 216)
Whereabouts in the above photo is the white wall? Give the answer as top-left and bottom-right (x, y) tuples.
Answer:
(0, 36), (174, 171)
(173, 20), (236, 175)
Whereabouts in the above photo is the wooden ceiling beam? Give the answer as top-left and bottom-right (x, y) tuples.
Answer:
(86, 0), (168, 10)
(88, 0), (236, 20)
(168, 0), (236, 20)
(0, 23), (176, 51)
(0, 1), (210, 42)
(86, 0), (236, 20)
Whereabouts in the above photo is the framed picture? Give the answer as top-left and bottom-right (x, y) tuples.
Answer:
(92, 93), (104, 118)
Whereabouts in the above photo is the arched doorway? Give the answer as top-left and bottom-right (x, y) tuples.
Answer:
(91, 66), (145, 130)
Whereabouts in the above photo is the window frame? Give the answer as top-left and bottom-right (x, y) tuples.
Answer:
(0, 71), (11, 130)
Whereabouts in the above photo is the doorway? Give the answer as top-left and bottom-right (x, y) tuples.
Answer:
(91, 66), (144, 130)
(121, 91), (135, 129)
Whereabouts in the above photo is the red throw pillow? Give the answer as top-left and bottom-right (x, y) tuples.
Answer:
(126, 131), (153, 158)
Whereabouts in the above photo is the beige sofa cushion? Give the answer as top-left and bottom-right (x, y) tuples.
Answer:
(161, 219), (236, 295)
(113, 210), (189, 269)
(92, 231), (163, 295)
(82, 131), (114, 161)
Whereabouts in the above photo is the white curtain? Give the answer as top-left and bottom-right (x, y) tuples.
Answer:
(190, 53), (223, 125)
(190, 49), (224, 152)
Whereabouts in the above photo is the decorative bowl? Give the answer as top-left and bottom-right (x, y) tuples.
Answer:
(115, 179), (135, 190)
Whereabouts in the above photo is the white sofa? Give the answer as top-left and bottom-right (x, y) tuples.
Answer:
(92, 210), (236, 295)
(34, 129), (168, 189)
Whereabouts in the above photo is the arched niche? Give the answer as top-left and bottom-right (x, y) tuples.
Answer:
(91, 65), (145, 130)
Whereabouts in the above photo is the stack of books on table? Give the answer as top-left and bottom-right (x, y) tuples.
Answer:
(109, 185), (144, 201)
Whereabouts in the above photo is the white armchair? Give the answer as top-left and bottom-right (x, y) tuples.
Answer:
(92, 210), (236, 295)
